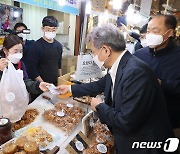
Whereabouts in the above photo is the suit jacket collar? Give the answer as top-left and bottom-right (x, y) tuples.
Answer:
(112, 51), (132, 101)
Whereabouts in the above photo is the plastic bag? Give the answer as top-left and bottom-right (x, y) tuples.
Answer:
(0, 61), (29, 122)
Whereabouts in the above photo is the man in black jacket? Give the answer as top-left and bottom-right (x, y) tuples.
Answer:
(57, 23), (178, 154)
(134, 15), (180, 129)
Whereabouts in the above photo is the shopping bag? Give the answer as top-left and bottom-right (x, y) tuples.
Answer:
(0, 61), (29, 122)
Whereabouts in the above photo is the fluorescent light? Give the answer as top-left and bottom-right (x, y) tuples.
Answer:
(58, 0), (66, 6)
(104, 9), (109, 21)
(112, 0), (122, 10)
(13, 11), (20, 18)
(85, 1), (91, 14)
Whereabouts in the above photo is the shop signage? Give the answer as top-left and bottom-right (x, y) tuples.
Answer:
(75, 54), (102, 80)
(15, 0), (79, 15)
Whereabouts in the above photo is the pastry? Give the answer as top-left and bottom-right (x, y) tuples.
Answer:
(24, 141), (39, 154)
(15, 137), (28, 149)
(2, 143), (18, 154)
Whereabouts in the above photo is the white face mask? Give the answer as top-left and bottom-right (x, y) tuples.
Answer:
(140, 38), (147, 47)
(17, 33), (27, 41)
(7, 53), (22, 64)
(92, 49), (108, 69)
(145, 33), (163, 48)
(44, 32), (56, 40)
(145, 30), (171, 48)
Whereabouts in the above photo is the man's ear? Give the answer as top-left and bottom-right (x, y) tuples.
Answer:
(41, 27), (44, 32)
(168, 29), (174, 37)
(103, 45), (111, 56)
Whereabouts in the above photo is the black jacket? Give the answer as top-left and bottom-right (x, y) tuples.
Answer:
(134, 38), (180, 128)
(72, 51), (176, 154)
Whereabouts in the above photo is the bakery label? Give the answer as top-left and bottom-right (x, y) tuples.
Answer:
(57, 111), (65, 117)
(97, 144), (107, 153)
(66, 103), (74, 108)
(75, 141), (84, 151)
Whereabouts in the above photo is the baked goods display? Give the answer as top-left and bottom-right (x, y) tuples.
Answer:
(21, 126), (53, 148)
(1, 137), (39, 154)
(83, 120), (114, 154)
(43, 102), (85, 133)
(12, 109), (39, 131)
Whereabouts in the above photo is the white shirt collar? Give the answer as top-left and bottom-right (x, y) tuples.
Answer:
(109, 50), (127, 78)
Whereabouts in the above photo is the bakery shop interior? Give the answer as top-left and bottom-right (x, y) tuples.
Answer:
(0, 0), (180, 153)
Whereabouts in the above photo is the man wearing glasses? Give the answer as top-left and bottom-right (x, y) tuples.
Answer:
(27, 16), (63, 86)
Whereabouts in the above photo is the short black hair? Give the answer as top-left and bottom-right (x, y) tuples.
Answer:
(14, 22), (27, 30)
(140, 23), (148, 34)
(42, 16), (58, 27)
(156, 15), (177, 30)
(164, 15), (177, 30)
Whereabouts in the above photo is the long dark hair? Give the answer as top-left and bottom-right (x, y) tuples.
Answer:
(0, 35), (22, 57)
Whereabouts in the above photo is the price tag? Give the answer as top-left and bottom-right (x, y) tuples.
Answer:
(97, 144), (107, 153)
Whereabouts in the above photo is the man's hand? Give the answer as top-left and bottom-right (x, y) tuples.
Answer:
(56, 85), (71, 94)
(91, 97), (103, 111)
(0, 58), (8, 71)
(39, 82), (50, 92)
(158, 78), (161, 85)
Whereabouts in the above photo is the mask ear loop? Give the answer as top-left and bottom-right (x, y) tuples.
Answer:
(162, 29), (172, 43)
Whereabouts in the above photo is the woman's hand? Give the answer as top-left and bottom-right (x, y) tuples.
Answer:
(0, 58), (8, 71)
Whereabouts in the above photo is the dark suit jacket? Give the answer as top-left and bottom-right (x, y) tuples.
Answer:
(72, 51), (176, 154)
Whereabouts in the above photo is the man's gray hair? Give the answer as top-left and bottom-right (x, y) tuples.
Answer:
(87, 23), (126, 51)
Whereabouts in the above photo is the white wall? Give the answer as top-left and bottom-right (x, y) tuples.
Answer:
(0, 0), (12, 5)
(20, 3), (47, 41)
(55, 14), (76, 56)
(68, 14), (76, 55)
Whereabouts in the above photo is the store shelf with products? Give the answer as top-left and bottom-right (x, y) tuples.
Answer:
(48, 9), (70, 35)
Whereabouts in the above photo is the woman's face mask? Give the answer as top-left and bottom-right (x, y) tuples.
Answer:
(7, 53), (22, 64)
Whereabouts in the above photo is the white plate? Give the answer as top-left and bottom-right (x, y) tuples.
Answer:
(14, 123), (61, 151)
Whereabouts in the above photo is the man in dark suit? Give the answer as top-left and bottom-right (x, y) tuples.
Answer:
(57, 24), (178, 154)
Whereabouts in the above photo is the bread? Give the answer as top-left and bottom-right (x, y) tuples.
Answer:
(2, 143), (18, 154)
(24, 141), (39, 154)
(15, 137), (28, 150)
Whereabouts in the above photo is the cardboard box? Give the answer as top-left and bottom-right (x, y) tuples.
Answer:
(62, 55), (77, 67)
(62, 65), (76, 75)
(58, 73), (71, 85)
(62, 55), (77, 75)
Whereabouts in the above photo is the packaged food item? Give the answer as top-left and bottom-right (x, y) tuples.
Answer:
(82, 111), (96, 137)
(21, 126), (53, 148)
(73, 96), (91, 105)
(43, 102), (85, 133)
(12, 109), (39, 131)
(0, 118), (12, 145)
(57, 92), (72, 99)
(83, 120), (114, 154)
(66, 131), (90, 154)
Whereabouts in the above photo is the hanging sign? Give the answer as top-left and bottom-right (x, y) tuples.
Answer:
(75, 54), (102, 80)
(15, 0), (79, 15)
